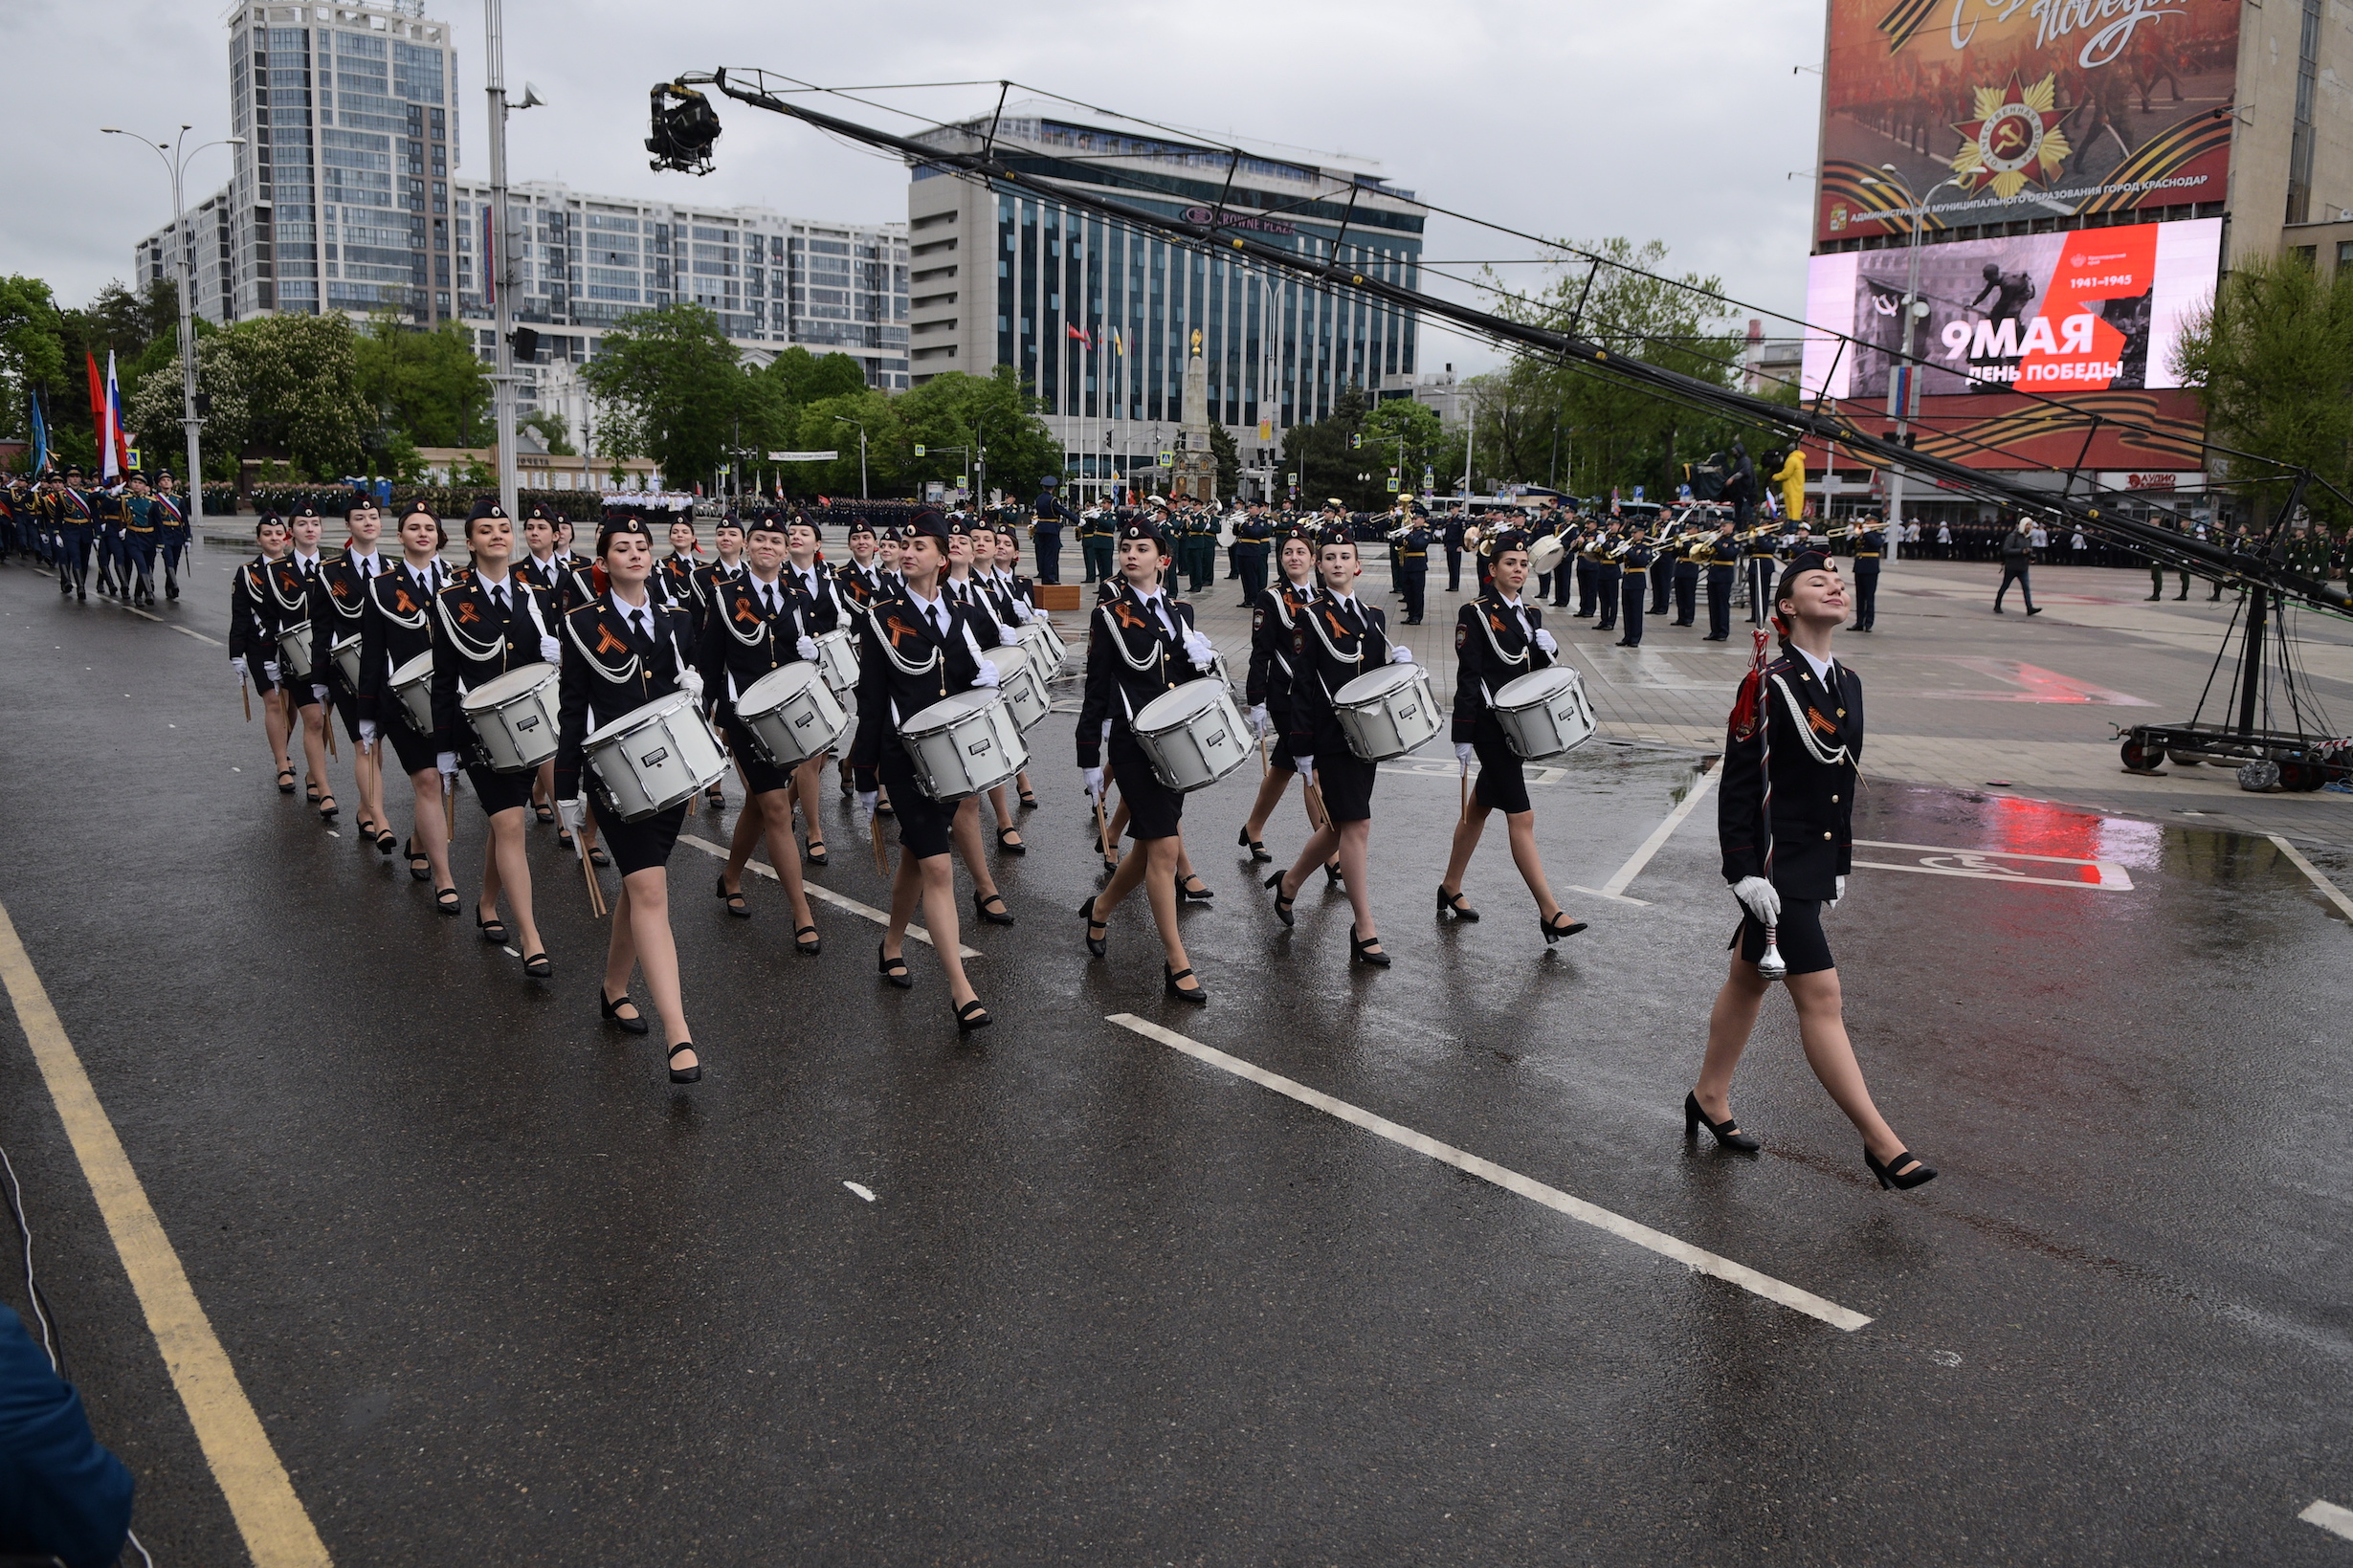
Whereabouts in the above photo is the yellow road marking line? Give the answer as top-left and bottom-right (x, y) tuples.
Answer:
(0, 897), (332, 1567)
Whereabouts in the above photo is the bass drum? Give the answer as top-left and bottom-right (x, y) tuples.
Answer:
(1130, 678), (1252, 792)
(733, 661), (849, 769)
(583, 692), (730, 822)
(898, 689), (1028, 802)
(1330, 664), (1441, 762)
(1488, 666), (1595, 761)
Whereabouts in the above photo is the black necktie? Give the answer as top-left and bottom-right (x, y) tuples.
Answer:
(763, 585), (779, 617)
(929, 603), (947, 641)
(630, 608), (650, 647)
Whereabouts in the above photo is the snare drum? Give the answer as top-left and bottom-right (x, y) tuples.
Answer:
(733, 661), (849, 769)
(998, 652), (1052, 733)
(1489, 667), (1595, 761)
(277, 621), (318, 684)
(898, 689), (1028, 802)
(583, 691), (730, 822)
(1014, 620), (1068, 681)
(1130, 678), (1252, 792)
(1330, 664), (1442, 762)
(810, 628), (859, 696)
(460, 661), (561, 773)
(329, 632), (365, 694)
(388, 651), (434, 736)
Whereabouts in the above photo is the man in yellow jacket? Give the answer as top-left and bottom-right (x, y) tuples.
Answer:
(1772, 448), (1807, 526)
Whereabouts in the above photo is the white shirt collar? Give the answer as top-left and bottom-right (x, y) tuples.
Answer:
(1792, 644), (1834, 684)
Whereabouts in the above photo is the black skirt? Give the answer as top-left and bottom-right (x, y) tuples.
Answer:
(1109, 729), (1184, 841)
(723, 714), (796, 797)
(588, 794), (687, 876)
(384, 712), (439, 778)
(878, 740), (955, 860)
(329, 683), (364, 745)
(465, 761), (536, 818)
(1307, 716), (1376, 824)
(1733, 897), (1833, 976)
(1471, 718), (1530, 815)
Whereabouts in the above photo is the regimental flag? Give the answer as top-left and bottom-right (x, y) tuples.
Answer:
(1066, 323), (1093, 350)
(103, 351), (126, 478)
(28, 390), (46, 475)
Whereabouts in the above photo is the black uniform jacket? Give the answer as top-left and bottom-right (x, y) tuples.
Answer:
(1076, 583), (1214, 769)
(1245, 576), (1315, 711)
(228, 554), (284, 663)
(695, 570), (812, 720)
(354, 562), (438, 731)
(1285, 590), (1392, 753)
(1719, 650), (1862, 900)
(847, 586), (988, 789)
(784, 560), (845, 633)
(553, 590), (697, 801)
(835, 558), (892, 611)
(1451, 590), (1554, 742)
(308, 552), (384, 695)
(941, 575), (1009, 649)
(429, 570), (554, 761)
(515, 551), (578, 615)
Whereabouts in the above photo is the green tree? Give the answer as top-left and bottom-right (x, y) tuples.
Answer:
(894, 366), (1059, 499)
(222, 313), (370, 478)
(580, 302), (744, 487)
(788, 387), (902, 499)
(1210, 423), (1240, 497)
(126, 328), (250, 482)
(2172, 252), (2353, 529)
(522, 409), (576, 455)
(354, 314), (492, 448)
(0, 276), (66, 456)
(760, 345), (869, 405)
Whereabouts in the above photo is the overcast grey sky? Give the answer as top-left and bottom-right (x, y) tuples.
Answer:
(5, 0), (1831, 368)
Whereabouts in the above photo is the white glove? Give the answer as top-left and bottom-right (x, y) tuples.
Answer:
(1011, 598), (1035, 624)
(1534, 629), (1560, 655)
(436, 751), (460, 779)
(855, 789), (877, 828)
(796, 634), (819, 662)
(1733, 875), (1781, 926)
(262, 660), (281, 683)
(1248, 704), (1269, 740)
(677, 667), (705, 703)
(557, 796), (586, 835)
(311, 684), (329, 706)
(972, 655), (1001, 690)
(1827, 874), (1846, 913)
(1182, 628), (1215, 668)
(1387, 644), (1414, 665)
(232, 655), (249, 683)
(359, 718), (378, 746)
(1081, 765), (1104, 800)
(1455, 741), (1476, 772)
(539, 634), (562, 664)
(1295, 755), (1315, 786)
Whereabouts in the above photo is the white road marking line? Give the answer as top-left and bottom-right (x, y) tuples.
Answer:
(1107, 1013), (1872, 1333)
(2301, 1500), (2353, 1541)
(843, 1181), (877, 1203)
(172, 624), (224, 646)
(2268, 835), (2353, 924)
(1595, 758), (1720, 898)
(1565, 884), (1651, 907)
(675, 832), (981, 958)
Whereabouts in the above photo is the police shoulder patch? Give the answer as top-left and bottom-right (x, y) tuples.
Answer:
(1252, 606), (1265, 633)
(1454, 620), (1469, 651)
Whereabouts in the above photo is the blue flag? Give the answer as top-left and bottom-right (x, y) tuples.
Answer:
(29, 390), (46, 475)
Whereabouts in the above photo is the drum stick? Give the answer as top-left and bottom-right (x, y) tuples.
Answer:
(241, 678), (252, 723)
(1257, 730), (1267, 779)
(443, 776), (456, 839)
(1092, 782), (1111, 865)
(324, 718), (337, 760)
(869, 803), (888, 875)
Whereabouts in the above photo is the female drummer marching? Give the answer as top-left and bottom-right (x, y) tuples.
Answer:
(695, 513), (824, 956)
(429, 499), (555, 980)
(1076, 518), (1221, 1003)
(848, 508), (994, 1033)
(555, 515), (710, 1082)
(357, 501), (458, 912)
(1237, 523), (1327, 869)
(1436, 527), (1589, 943)
(1267, 525), (1418, 966)
(1688, 549), (1935, 1190)
(228, 512), (297, 794)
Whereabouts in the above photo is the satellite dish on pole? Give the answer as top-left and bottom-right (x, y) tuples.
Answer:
(517, 81), (546, 109)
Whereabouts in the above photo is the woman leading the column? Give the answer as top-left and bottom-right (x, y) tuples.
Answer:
(357, 502), (458, 912)
(1687, 549), (1935, 1190)
(555, 516), (710, 1083)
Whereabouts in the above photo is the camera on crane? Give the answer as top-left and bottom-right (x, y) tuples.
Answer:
(647, 81), (721, 174)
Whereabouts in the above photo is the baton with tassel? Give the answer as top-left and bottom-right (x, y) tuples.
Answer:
(1744, 628), (1787, 982)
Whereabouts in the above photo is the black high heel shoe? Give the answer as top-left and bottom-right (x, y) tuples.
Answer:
(1264, 870), (1296, 928)
(600, 987), (650, 1035)
(521, 950), (551, 980)
(277, 766), (298, 795)
(972, 889), (1015, 926)
(1237, 826), (1271, 863)
(373, 827), (397, 855)
(1864, 1147), (1938, 1190)
(1437, 885), (1479, 921)
(476, 907), (507, 945)
(1322, 861), (1344, 889)
(995, 826), (1027, 854)
(1164, 963), (1208, 1004)
(877, 941), (913, 989)
(954, 998), (993, 1033)
(1078, 896), (1108, 957)
(667, 1043), (701, 1084)
(1541, 912), (1588, 944)
(1683, 1091), (1760, 1153)
(405, 838), (432, 882)
(1176, 873), (1213, 903)
(1349, 924), (1390, 966)
(433, 886), (460, 916)
(716, 872), (750, 918)
(794, 924), (820, 956)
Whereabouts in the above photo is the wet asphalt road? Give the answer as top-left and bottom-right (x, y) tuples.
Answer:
(2, 543), (2351, 1565)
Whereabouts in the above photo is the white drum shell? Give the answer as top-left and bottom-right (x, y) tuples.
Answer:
(1130, 679), (1252, 792)
(1490, 667), (1596, 762)
(1330, 664), (1442, 762)
(734, 662), (849, 769)
(1015, 621), (1069, 681)
(584, 693), (730, 821)
(329, 632), (365, 694)
(388, 651), (434, 736)
(277, 622), (317, 683)
(898, 690), (1029, 802)
(811, 629), (859, 696)
(999, 655), (1051, 733)
(460, 661), (562, 773)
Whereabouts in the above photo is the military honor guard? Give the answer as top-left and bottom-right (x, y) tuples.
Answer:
(430, 500), (555, 981)
(1392, 505), (1432, 625)
(45, 468), (96, 600)
(1231, 501), (1273, 607)
(555, 515), (710, 1081)
(1672, 519), (1707, 627)
(229, 513), (299, 792)
(1849, 515), (1885, 631)
(848, 508), (995, 1033)
(1614, 527), (1654, 648)
(310, 497), (395, 854)
(1436, 528), (1588, 942)
(1689, 550), (1934, 1189)
(1703, 515), (1741, 641)
(782, 517), (850, 854)
(356, 502), (459, 910)
(834, 519), (891, 608)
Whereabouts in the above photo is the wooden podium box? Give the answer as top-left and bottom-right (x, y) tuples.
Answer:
(1033, 584), (1083, 611)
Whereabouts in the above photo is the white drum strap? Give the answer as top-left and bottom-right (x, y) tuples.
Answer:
(326, 573), (366, 626)
(1765, 673), (1854, 767)
(435, 591), (511, 665)
(868, 602), (940, 677)
(720, 588), (777, 650)
(1478, 609), (1532, 671)
(1097, 602), (1168, 675)
(563, 608), (641, 684)
(377, 575), (427, 632)
(266, 567), (307, 614)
